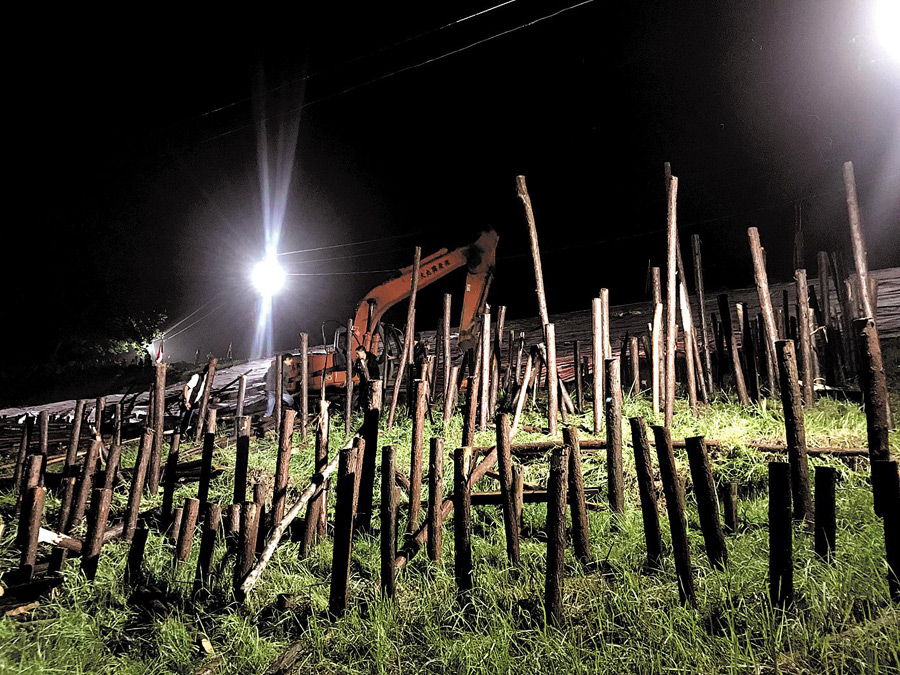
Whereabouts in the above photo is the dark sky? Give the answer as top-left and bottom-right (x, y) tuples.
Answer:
(7, 1), (899, 365)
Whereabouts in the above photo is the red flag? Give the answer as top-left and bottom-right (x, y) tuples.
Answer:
(155, 340), (164, 363)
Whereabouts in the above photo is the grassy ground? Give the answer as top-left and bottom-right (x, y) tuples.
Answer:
(1, 370), (899, 673)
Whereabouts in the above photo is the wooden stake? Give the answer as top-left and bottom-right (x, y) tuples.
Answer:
(651, 303), (663, 417)
(462, 374), (478, 448)
(665, 176), (678, 428)
(545, 323), (559, 437)
(871, 461), (899, 601)
(407, 380), (427, 534)
(80, 488), (112, 580)
(20, 486), (46, 579)
(563, 426), (590, 563)
(124, 520), (148, 585)
(234, 418), (250, 505)
(196, 409), (217, 508)
(842, 162), (876, 320)
(651, 425), (696, 605)
(605, 358), (624, 513)
(768, 462), (793, 606)
(381, 444), (398, 596)
(123, 429), (153, 541)
(175, 497), (200, 562)
(722, 483), (739, 534)
(234, 502), (260, 595)
(454, 446), (474, 594)
(776, 340), (813, 521)
(356, 380), (382, 533)
(301, 401), (329, 557)
(329, 443), (360, 617)
(574, 340), (584, 412)
(272, 409), (296, 525)
(679, 283), (698, 412)
(691, 235), (715, 392)
(747, 228), (779, 392)
(591, 298), (604, 434)
(516, 175), (550, 327)
(496, 415), (520, 565)
(299, 332), (309, 440)
(195, 358), (217, 443)
(65, 439), (102, 532)
(795, 270), (815, 406)
(160, 432), (182, 525)
(193, 502), (221, 594)
(814, 466), (836, 561)
(685, 436), (727, 569)
(147, 363), (166, 493)
(629, 418), (663, 568)
(387, 247), (422, 429)
(545, 444), (570, 625)
(427, 438), (444, 562)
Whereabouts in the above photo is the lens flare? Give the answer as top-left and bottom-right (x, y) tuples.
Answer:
(876, 0), (900, 61)
(251, 256), (286, 297)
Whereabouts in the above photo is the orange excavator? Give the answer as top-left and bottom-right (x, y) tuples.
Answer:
(287, 229), (498, 393)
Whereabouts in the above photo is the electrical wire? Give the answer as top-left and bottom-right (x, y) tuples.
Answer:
(179, 1), (520, 127)
(163, 301), (227, 341)
(286, 268), (401, 276)
(195, 0), (596, 147)
(278, 231), (420, 257)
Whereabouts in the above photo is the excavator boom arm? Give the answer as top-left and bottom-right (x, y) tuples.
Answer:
(351, 229), (498, 351)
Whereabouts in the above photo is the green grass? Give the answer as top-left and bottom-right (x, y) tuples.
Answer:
(1, 378), (899, 674)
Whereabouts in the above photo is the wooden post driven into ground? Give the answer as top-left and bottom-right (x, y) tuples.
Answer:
(381, 444), (398, 596)
(769, 462), (793, 606)
(591, 298), (603, 435)
(454, 446), (474, 594)
(516, 175), (550, 328)
(747, 228), (778, 392)
(195, 358), (217, 443)
(652, 425), (695, 605)
(356, 380), (382, 533)
(814, 466), (836, 561)
(407, 380), (427, 534)
(271, 409), (296, 526)
(545, 323), (559, 438)
(496, 414), (520, 566)
(387, 247), (422, 429)
(299, 332), (309, 440)
(843, 161), (876, 320)
(545, 444), (570, 625)
(795, 270), (815, 406)
(427, 438), (444, 563)
(685, 436), (727, 569)
(629, 418), (663, 568)
(854, 317), (893, 515)
(605, 358), (624, 513)
(776, 340), (812, 522)
(563, 426), (591, 563)
(691, 234), (714, 393)
(147, 363), (166, 493)
(665, 175), (678, 427)
(329, 441), (361, 617)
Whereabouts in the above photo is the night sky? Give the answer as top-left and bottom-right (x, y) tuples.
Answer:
(8, 2), (899, 367)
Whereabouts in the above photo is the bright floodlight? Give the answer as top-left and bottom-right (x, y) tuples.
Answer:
(252, 256), (286, 297)
(876, 0), (900, 61)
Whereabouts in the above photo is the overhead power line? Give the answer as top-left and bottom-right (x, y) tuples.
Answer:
(195, 0), (596, 147)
